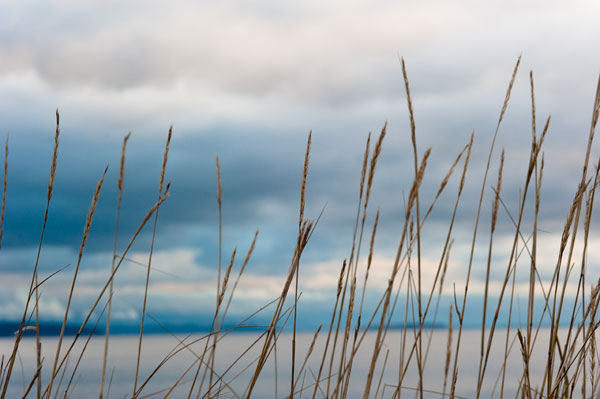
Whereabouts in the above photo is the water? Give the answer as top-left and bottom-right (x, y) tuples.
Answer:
(0, 328), (584, 398)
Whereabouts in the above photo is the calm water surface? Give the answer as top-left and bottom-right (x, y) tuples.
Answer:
(0, 329), (574, 398)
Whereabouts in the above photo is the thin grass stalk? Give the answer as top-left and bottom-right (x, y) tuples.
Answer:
(337, 124), (386, 396)
(63, 300), (108, 399)
(335, 271), (356, 398)
(47, 165), (107, 399)
(291, 325), (322, 392)
(423, 240), (454, 367)
(406, 140), (470, 373)
(209, 154), (223, 397)
(400, 57), (426, 399)
(341, 208), (380, 395)
(374, 349), (389, 399)
(421, 239), (453, 368)
(326, 253), (352, 398)
(141, 297), (278, 398)
(189, 248), (237, 398)
(327, 132), (371, 399)
(332, 262), (410, 399)
(100, 131), (130, 399)
(451, 55), (521, 399)
(21, 359), (43, 399)
(197, 248), (237, 398)
(220, 230), (259, 327)
(40, 190), (169, 399)
(133, 126), (172, 398)
(363, 147), (430, 399)
(523, 152), (543, 396)
(479, 161), (545, 396)
(357, 208), (379, 323)
(476, 149), (504, 394)
(392, 135), (473, 398)
(553, 162), (600, 397)
(565, 170), (599, 398)
(500, 239), (520, 398)
(195, 156), (225, 399)
(0, 355), (4, 389)
(373, 151), (431, 392)
(396, 255), (412, 399)
(239, 301), (298, 399)
(291, 130), (311, 399)
(274, 324), (278, 399)
(311, 260), (346, 399)
(488, 121), (555, 372)
(52, 356), (68, 399)
(588, 280), (600, 398)
(326, 133), (371, 398)
(538, 181), (587, 395)
(549, 292), (600, 398)
(589, 167), (600, 396)
(526, 70), (539, 360)
(547, 74), (600, 397)
(443, 304), (454, 397)
(1, 111), (60, 399)
(245, 222), (314, 397)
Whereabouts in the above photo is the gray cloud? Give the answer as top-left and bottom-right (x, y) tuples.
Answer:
(1, 0), (600, 328)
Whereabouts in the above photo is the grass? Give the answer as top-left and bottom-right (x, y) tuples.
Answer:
(1, 57), (600, 398)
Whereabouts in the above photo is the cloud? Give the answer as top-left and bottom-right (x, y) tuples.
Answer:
(1, 0), (600, 330)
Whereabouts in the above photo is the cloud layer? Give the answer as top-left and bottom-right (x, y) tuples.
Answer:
(1, 0), (600, 328)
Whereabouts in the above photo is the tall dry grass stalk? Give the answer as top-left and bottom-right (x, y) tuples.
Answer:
(1, 110), (60, 399)
(133, 126), (172, 398)
(47, 164), (108, 399)
(100, 131), (130, 399)
(452, 55), (521, 399)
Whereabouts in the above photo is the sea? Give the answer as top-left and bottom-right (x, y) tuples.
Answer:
(0, 328), (583, 398)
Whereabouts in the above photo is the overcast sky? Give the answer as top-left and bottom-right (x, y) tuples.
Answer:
(1, 0), (600, 329)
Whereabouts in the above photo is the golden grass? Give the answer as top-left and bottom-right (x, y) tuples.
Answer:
(1, 59), (600, 399)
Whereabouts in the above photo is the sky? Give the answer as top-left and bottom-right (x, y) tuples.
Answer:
(1, 0), (600, 331)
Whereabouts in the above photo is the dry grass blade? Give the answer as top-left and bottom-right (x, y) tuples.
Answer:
(292, 324), (322, 393)
(338, 124), (386, 397)
(206, 154), (223, 398)
(451, 56), (520, 399)
(41, 191), (170, 399)
(311, 260), (346, 399)
(401, 57), (426, 399)
(299, 130), (311, 227)
(63, 300), (109, 399)
(476, 149), (504, 394)
(326, 130), (376, 398)
(246, 220), (315, 398)
(1, 110), (60, 399)
(134, 127), (172, 398)
(364, 123), (386, 209)
(47, 165), (108, 399)
(216, 155), (223, 297)
(100, 131), (130, 399)
(393, 135), (472, 398)
(221, 230), (259, 327)
(364, 147), (430, 399)
(201, 248), (237, 398)
(291, 131), (312, 399)
(443, 304), (453, 397)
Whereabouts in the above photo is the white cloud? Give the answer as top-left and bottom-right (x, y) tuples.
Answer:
(1, 0), (599, 137)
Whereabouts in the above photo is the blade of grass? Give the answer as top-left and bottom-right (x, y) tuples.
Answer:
(100, 131), (130, 399)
